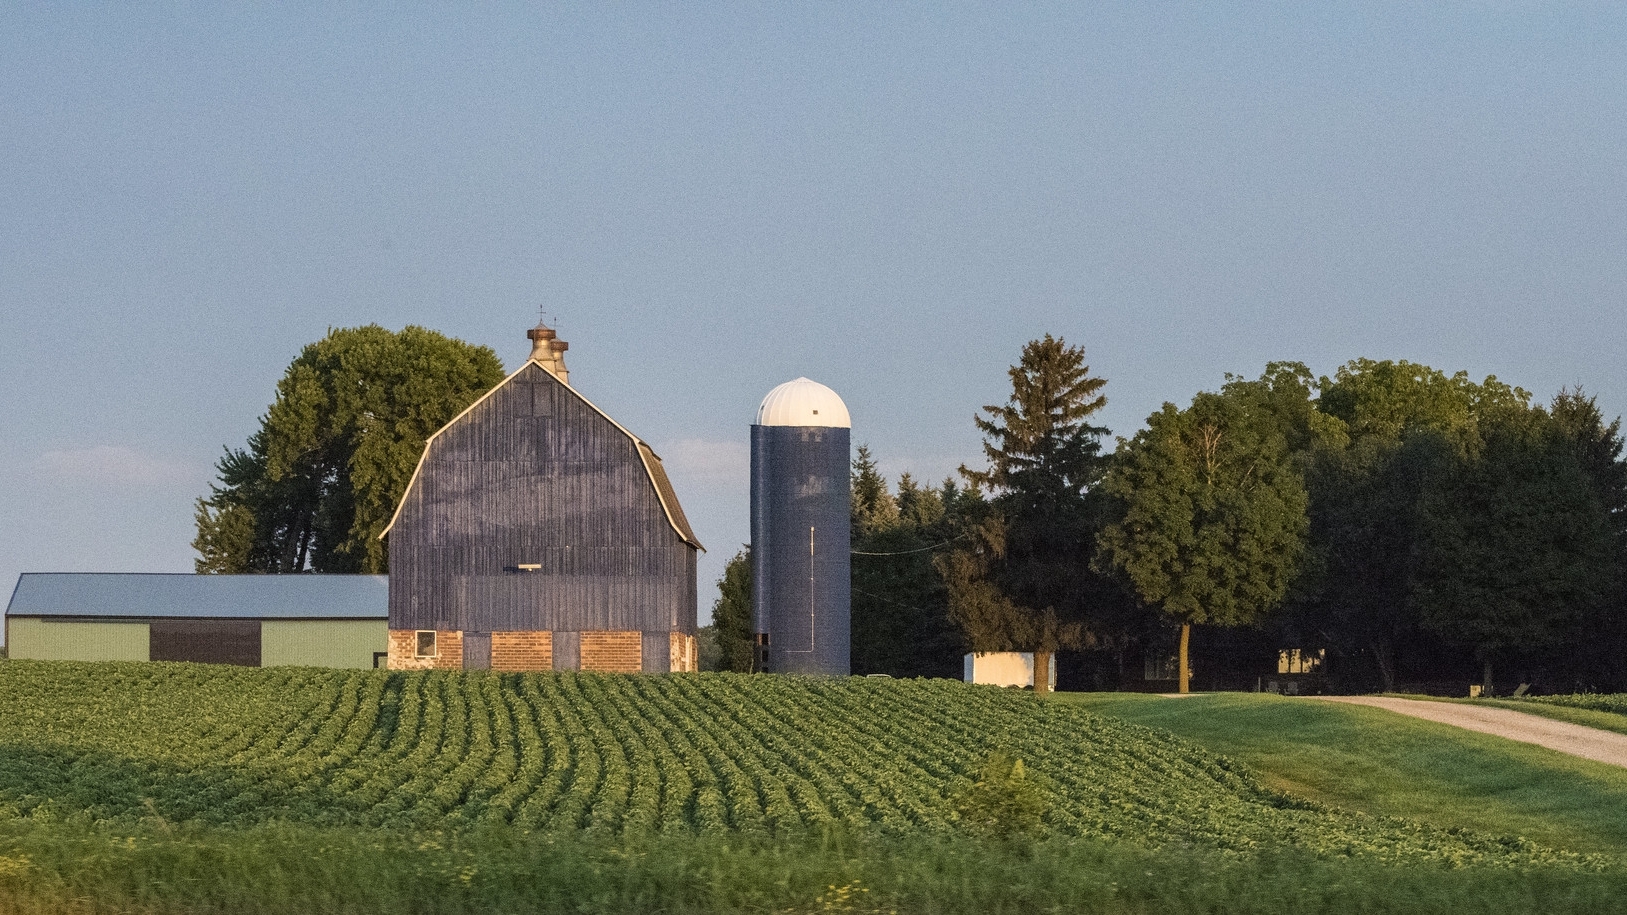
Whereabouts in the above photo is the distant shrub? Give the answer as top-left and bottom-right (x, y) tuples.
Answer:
(1524, 694), (1627, 716)
(953, 751), (1044, 838)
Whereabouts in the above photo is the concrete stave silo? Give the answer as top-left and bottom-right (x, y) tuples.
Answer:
(750, 378), (851, 676)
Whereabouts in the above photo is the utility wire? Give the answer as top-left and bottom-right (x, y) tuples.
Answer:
(851, 586), (943, 617)
(850, 532), (968, 557)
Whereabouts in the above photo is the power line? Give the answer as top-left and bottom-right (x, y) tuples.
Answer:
(849, 532), (967, 557)
(851, 586), (942, 617)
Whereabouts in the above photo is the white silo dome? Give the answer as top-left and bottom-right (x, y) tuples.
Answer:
(755, 378), (851, 428)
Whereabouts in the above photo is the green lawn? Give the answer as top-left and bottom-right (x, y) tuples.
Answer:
(1057, 692), (1627, 857)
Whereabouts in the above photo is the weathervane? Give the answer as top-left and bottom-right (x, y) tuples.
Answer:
(537, 305), (560, 333)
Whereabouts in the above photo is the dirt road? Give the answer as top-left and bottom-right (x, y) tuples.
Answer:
(1315, 696), (1627, 769)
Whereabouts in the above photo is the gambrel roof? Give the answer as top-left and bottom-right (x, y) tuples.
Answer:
(380, 359), (703, 550)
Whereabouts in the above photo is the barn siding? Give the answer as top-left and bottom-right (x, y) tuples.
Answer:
(388, 363), (698, 638)
(150, 619), (261, 666)
(262, 620), (387, 669)
(553, 630), (582, 670)
(8, 618), (150, 662)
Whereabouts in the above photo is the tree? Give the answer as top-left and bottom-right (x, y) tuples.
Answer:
(1294, 360), (1483, 691)
(851, 445), (900, 536)
(1413, 407), (1615, 694)
(193, 325), (505, 573)
(1548, 387), (1627, 688)
(1550, 387), (1627, 555)
(711, 548), (756, 672)
(962, 335), (1108, 506)
(1295, 360), (1565, 691)
(948, 335), (1112, 694)
(850, 449), (966, 678)
(1096, 379), (1310, 693)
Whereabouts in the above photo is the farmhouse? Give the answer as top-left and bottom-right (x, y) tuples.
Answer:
(381, 321), (703, 673)
(4, 572), (387, 667)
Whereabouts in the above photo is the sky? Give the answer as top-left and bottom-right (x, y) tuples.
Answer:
(3, 4), (1625, 635)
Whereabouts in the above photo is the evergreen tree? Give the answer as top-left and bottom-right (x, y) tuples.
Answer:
(850, 445), (967, 678)
(851, 445), (900, 536)
(710, 549), (756, 673)
(193, 325), (505, 573)
(947, 335), (1112, 693)
(962, 334), (1108, 505)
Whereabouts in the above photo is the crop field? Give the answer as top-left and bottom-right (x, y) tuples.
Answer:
(0, 661), (1600, 870)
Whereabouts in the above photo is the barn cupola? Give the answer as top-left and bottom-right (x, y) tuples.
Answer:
(527, 320), (569, 384)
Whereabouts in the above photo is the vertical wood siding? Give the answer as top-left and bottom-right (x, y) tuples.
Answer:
(388, 364), (698, 635)
(553, 630), (582, 670)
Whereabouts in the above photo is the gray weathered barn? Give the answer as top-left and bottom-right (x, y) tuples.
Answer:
(381, 322), (703, 673)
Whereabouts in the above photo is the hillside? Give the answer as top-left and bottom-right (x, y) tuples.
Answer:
(0, 661), (1598, 870)
(1062, 692), (1627, 857)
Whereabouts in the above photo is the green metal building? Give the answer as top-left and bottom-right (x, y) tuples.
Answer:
(5, 573), (387, 668)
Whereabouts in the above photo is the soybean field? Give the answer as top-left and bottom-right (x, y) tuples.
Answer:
(0, 662), (1595, 867)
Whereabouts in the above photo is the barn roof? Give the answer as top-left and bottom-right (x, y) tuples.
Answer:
(5, 573), (387, 619)
(380, 359), (704, 550)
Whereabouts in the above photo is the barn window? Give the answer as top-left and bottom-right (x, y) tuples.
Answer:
(415, 630), (438, 658)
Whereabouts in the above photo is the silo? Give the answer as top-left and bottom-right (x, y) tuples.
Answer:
(751, 378), (851, 676)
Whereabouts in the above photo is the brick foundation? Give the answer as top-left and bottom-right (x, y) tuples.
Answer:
(581, 631), (642, 673)
(388, 628), (695, 674)
(492, 631), (553, 671)
(387, 629), (464, 670)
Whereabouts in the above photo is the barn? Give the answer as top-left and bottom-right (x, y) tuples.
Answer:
(381, 321), (703, 673)
(4, 572), (387, 667)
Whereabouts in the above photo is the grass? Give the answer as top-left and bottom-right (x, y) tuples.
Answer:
(2, 819), (1625, 915)
(1456, 698), (1627, 737)
(1057, 691), (1627, 857)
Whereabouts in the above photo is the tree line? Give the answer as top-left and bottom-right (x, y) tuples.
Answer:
(194, 325), (1625, 694)
(711, 340), (1627, 695)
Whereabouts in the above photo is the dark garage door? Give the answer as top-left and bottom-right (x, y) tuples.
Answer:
(150, 619), (262, 666)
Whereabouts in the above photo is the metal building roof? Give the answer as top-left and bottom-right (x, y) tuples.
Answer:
(755, 377), (851, 428)
(5, 573), (388, 620)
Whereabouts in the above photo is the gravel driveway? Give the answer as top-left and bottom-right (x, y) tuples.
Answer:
(1315, 696), (1627, 769)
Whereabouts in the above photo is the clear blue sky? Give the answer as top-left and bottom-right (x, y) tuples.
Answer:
(3, 4), (1624, 633)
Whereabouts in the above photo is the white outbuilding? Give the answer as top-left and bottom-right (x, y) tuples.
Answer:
(964, 651), (1056, 690)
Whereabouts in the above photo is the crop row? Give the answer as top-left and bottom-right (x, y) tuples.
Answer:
(0, 661), (1598, 868)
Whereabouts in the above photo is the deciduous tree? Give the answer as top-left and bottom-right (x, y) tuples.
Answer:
(1413, 406), (1615, 694)
(710, 548), (756, 673)
(1096, 377), (1310, 693)
(193, 325), (505, 573)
